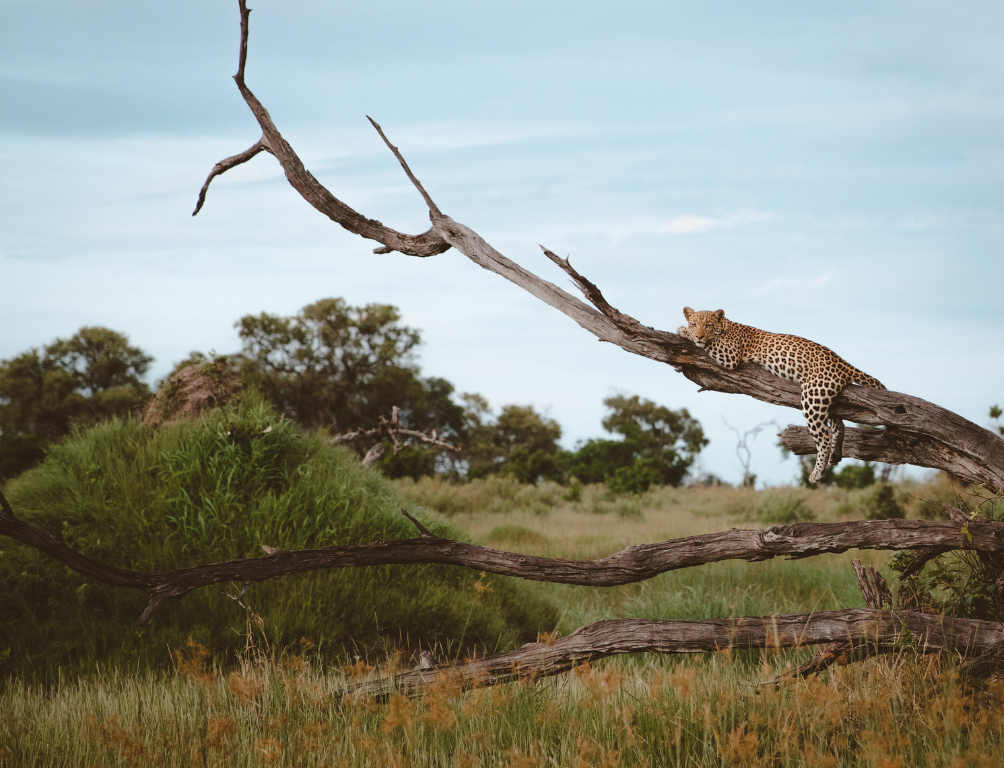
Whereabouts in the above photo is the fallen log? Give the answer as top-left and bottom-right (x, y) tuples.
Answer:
(345, 608), (1004, 699)
(1, 491), (997, 623)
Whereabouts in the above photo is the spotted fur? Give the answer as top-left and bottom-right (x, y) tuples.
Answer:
(677, 307), (885, 484)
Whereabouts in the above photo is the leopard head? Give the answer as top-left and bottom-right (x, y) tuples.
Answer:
(682, 307), (727, 348)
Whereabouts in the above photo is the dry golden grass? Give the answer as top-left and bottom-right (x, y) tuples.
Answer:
(5, 648), (1004, 767)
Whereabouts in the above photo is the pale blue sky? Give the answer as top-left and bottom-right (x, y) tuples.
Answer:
(2, 1), (1002, 485)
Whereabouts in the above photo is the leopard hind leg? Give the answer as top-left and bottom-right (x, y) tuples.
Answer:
(801, 383), (834, 484)
(828, 418), (845, 465)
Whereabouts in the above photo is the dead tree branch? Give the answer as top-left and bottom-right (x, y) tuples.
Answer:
(192, 1), (1004, 490)
(329, 406), (458, 467)
(346, 608), (1004, 699)
(3, 489), (1003, 624)
(721, 417), (780, 487)
(770, 558), (895, 684)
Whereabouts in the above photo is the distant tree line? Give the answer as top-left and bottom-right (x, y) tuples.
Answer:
(0, 298), (708, 490)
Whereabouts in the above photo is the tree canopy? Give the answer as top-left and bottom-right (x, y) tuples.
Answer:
(233, 299), (466, 479)
(564, 395), (708, 492)
(0, 327), (151, 479)
(1, 303), (710, 490)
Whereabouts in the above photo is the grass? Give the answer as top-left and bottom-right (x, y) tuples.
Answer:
(5, 645), (1004, 766)
(0, 399), (557, 682)
(4, 454), (998, 765)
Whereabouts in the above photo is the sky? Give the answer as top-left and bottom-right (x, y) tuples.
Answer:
(2, 0), (1002, 486)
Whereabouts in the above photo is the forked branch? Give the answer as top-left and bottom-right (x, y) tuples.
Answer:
(329, 405), (458, 467)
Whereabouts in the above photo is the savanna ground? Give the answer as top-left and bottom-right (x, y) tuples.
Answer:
(3, 474), (1003, 767)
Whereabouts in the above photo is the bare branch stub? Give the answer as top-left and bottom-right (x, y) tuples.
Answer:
(193, 139), (269, 215)
(367, 116), (442, 218)
(400, 508), (436, 539)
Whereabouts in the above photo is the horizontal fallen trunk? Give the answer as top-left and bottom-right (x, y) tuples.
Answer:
(347, 608), (1004, 699)
(2, 491), (999, 623)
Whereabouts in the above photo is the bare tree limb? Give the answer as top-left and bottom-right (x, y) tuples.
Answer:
(192, 0), (449, 258)
(192, 1), (1004, 491)
(329, 405), (459, 462)
(193, 139), (269, 215)
(767, 558), (894, 684)
(345, 608), (1004, 699)
(779, 423), (1004, 490)
(721, 417), (780, 486)
(3, 489), (1003, 624)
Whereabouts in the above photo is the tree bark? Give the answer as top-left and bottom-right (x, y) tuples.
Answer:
(2, 492), (1000, 624)
(192, 0), (1004, 492)
(345, 608), (1004, 699)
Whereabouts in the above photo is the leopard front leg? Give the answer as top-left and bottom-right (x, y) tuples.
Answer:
(801, 382), (834, 484)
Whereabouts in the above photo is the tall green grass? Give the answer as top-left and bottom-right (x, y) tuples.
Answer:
(0, 399), (557, 683)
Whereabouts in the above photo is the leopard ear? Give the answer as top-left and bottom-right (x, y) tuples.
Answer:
(714, 309), (725, 320)
(683, 306), (696, 321)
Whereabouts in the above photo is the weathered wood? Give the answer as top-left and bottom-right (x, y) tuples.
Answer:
(193, 0), (449, 258)
(193, 1), (1004, 491)
(776, 557), (895, 683)
(853, 558), (893, 610)
(779, 422), (1004, 491)
(329, 405), (458, 459)
(767, 558), (895, 682)
(346, 609), (1004, 699)
(2, 491), (1000, 624)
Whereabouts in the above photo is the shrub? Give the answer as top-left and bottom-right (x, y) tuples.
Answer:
(394, 476), (565, 517)
(833, 462), (876, 489)
(888, 484), (1004, 620)
(607, 459), (663, 495)
(865, 483), (905, 520)
(0, 397), (558, 682)
(755, 491), (816, 524)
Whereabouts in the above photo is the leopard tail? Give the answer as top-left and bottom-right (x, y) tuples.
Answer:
(850, 367), (885, 390)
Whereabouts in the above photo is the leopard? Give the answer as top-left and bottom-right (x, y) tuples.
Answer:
(676, 307), (885, 484)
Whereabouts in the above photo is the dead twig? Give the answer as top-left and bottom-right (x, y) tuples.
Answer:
(329, 406), (459, 466)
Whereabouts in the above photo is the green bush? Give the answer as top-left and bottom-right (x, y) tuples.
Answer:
(0, 398), (557, 682)
(607, 459), (663, 495)
(889, 489), (1004, 620)
(755, 491), (816, 524)
(865, 483), (905, 520)
(833, 462), (876, 489)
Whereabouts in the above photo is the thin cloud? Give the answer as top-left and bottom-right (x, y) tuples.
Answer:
(666, 211), (774, 235)
(754, 274), (832, 295)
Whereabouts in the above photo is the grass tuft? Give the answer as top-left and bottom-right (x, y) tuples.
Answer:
(0, 397), (557, 683)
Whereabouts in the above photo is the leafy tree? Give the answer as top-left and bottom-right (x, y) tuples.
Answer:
(235, 298), (464, 478)
(462, 400), (564, 484)
(991, 404), (1003, 436)
(0, 327), (152, 479)
(565, 394), (707, 492)
(832, 462), (876, 489)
